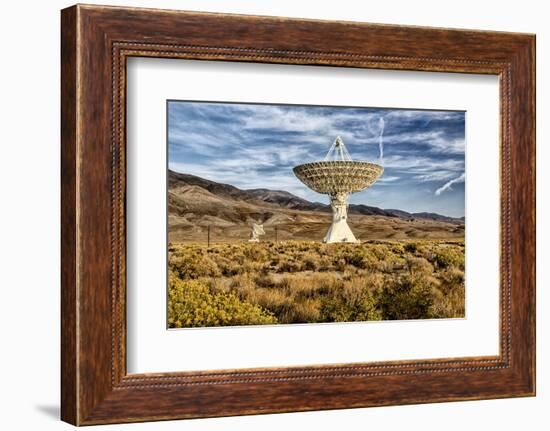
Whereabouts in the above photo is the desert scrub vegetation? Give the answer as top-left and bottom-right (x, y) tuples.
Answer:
(168, 272), (276, 328)
(168, 239), (465, 328)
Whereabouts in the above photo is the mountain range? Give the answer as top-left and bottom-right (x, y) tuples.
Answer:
(168, 170), (465, 243)
(169, 170), (464, 220)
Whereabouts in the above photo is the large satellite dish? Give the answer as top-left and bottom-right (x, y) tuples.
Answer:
(293, 136), (383, 243)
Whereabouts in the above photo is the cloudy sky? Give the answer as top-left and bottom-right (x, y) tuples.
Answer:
(168, 101), (465, 218)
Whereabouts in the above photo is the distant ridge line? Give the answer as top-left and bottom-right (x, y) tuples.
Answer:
(168, 169), (464, 224)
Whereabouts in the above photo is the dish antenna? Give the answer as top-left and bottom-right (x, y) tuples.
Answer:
(293, 136), (383, 243)
(248, 223), (265, 243)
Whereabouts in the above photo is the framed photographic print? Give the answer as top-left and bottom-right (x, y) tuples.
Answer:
(61, 4), (536, 425)
(164, 101), (466, 329)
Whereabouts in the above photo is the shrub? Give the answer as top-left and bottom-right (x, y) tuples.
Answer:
(406, 256), (434, 275)
(433, 247), (464, 269)
(169, 252), (221, 279)
(243, 245), (268, 262)
(404, 242), (418, 253)
(432, 268), (465, 318)
(390, 242), (405, 255)
(320, 285), (382, 322)
(168, 274), (277, 328)
(255, 274), (277, 289)
(376, 274), (437, 320)
(343, 250), (376, 270)
(289, 299), (321, 323)
(302, 252), (320, 271)
(213, 255), (242, 276)
(278, 259), (302, 273)
(438, 267), (465, 293)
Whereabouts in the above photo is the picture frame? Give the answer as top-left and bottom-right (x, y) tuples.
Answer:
(61, 4), (535, 425)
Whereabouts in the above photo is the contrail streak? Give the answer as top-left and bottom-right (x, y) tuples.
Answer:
(435, 173), (465, 196)
(377, 117), (385, 162)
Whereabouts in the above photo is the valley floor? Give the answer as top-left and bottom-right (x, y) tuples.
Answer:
(169, 214), (464, 243)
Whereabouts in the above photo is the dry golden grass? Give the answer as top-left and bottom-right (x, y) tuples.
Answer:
(168, 239), (465, 328)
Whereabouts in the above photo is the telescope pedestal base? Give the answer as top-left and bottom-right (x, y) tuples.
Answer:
(323, 192), (359, 243)
(323, 219), (358, 243)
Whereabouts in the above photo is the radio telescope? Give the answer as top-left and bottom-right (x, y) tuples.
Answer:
(248, 223), (265, 243)
(293, 136), (383, 243)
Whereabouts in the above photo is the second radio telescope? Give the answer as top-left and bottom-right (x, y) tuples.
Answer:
(293, 136), (383, 243)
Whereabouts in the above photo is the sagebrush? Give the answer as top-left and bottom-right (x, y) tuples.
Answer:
(168, 240), (465, 328)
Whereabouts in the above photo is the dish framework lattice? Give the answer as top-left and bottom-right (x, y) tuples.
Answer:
(293, 136), (383, 243)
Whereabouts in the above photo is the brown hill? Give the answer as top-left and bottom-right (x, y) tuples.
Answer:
(168, 170), (465, 243)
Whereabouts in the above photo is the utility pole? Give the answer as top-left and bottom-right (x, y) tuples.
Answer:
(275, 226), (278, 243)
(207, 225), (211, 247)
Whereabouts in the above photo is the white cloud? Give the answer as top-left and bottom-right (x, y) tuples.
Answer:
(383, 155), (464, 171)
(414, 170), (458, 182)
(377, 175), (400, 183)
(435, 173), (466, 195)
(168, 102), (466, 215)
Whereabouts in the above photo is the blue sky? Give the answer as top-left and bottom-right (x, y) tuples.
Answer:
(168, 101), (465, 218)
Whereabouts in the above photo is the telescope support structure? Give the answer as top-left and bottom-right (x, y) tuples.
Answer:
(324, 192), (357, 243)
(293, 136), (384, 243)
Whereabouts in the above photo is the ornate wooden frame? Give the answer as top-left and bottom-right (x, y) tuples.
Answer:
(61, 4), (536, 425)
